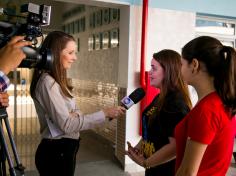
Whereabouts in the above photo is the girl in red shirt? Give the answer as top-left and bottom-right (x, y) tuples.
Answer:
(175, 36), (236, 176)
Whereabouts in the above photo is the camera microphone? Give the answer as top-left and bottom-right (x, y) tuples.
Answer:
(20, 46), (53, 69)
(121, 88), (146, 110)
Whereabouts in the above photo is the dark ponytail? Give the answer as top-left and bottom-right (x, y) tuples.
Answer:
(182, 36), (236, 117)
(216, 46), (236, 116)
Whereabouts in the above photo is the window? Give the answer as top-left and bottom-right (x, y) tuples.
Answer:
(196, 15), (236, 47)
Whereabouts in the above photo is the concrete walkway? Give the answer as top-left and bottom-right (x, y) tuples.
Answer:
(25, 130), (236, 176)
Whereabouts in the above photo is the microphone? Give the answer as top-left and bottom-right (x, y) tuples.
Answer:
(121, 88), (146, 109)
(108, 88), (145, 121)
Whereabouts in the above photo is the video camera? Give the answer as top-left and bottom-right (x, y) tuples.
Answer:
(0, 3), (53, 70)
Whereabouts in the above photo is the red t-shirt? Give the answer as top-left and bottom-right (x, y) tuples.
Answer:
(175, 92), (236, 176)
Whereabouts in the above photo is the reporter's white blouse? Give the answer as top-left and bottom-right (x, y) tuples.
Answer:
(33, 73), (105, 140)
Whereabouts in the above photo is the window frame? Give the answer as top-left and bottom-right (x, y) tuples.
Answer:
(196, 14), (236, 47)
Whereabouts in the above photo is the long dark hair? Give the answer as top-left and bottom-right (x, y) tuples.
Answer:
(182, 36), (236, 117)
(153, 49), (192, 113)
(30, 31), (75, 99)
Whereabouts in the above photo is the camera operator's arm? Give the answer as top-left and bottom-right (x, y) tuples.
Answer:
(0, 92), (9, 107)
(0, 36), (31, 75)
(0, 70), (10, 92)
(0, 36), (31, 92)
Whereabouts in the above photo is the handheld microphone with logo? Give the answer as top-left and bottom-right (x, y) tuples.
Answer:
(108, 88), (145, 121)
(121, 88), (146, 109)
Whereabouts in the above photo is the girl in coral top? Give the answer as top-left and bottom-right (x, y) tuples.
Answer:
(175, 36), (236, 176)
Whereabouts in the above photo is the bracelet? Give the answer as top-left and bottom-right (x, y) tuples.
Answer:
(143, 160), (151, 169)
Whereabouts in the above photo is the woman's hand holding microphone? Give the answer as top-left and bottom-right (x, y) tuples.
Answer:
(102, 106), (126, 119)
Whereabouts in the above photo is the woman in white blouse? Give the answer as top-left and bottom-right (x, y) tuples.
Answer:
(30, 31), (125, 176)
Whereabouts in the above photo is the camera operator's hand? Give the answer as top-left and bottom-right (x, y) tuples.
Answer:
(0, 92), (9, 107)
(0, 36), (31, 74)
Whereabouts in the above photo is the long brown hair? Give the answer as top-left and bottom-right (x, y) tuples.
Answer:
(30, 31), (75, 98)
(182, 36), (236, 117)
(153, 49), (192, 113)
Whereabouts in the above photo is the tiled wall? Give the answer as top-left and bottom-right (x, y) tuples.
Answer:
(116, 87), (127, 167)
(62, 4), (126, 166)
(72, 79), (119, 143)
(62, 3), (121, 139)
(66, 6), (120, 83)
(71, 79), (127, 166)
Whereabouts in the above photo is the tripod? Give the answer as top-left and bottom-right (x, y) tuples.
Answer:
(0, 108), (25, 176)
